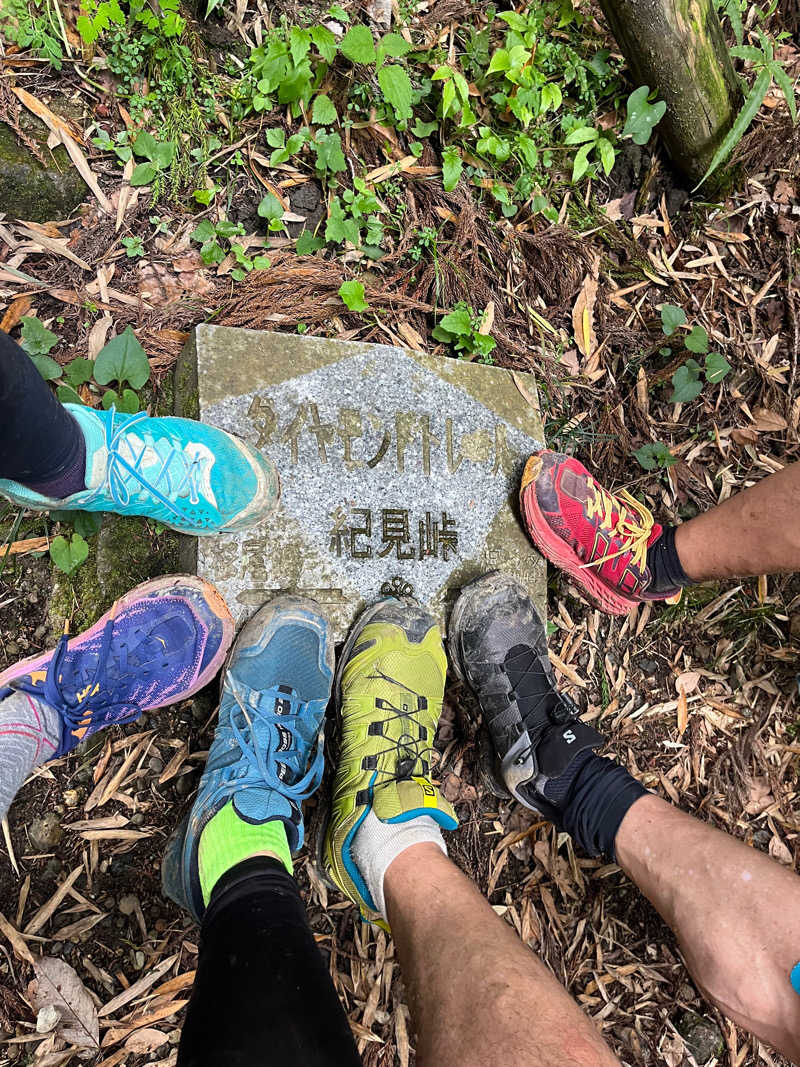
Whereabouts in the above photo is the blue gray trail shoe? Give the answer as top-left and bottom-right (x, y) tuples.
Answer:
(162, 596), (334, 922)
(0, 404), (279, 535)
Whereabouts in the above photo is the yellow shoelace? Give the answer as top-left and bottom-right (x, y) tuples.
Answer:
(583, 481), (656, 572)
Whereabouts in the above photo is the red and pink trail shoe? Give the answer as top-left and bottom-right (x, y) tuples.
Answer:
(520, 451), (681, 615)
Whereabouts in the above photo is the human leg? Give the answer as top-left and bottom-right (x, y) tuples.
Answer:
(323, 597), (619, 1067)
(163, 597), (360, 1066)
(0, 575), (233, 821)
(615, 795), (800, 1062)
(453, 572), (800, 1062)
(673, 460), (800, 580)
(0, 329), (279, 534)
(519, 449), (800, 614)
(0, 328), (86, 495)
(178, 857), (360, 1067)
(385, 843), (621, 1067)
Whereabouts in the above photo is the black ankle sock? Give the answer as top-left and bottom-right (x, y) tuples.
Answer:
(25, 417), (87, 499)
(646, 525), (691, 593)
(557, 753), (648, 861)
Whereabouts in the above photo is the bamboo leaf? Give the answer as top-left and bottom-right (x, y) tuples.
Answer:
(696, 68), (771, 188)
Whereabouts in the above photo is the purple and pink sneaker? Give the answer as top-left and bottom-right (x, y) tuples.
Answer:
(0, 576), (234, 757)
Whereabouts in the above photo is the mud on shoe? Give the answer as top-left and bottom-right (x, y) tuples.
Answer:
(449, 572), (605, 818)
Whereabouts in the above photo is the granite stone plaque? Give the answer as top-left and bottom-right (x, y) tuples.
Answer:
(187, 325), (546, 640)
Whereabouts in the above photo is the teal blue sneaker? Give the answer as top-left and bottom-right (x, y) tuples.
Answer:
(162, 596), (334, 921)
(0, 404), (279, 535)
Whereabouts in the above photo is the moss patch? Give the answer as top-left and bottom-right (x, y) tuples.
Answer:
(48, 516), (181, 636)
(0, 124), (85, 223)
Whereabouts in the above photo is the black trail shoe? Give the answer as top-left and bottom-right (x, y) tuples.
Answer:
(449, 572), (604, 816)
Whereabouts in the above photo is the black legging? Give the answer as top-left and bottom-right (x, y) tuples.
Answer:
(178, 858), (362, 1067)
(0, 329), (82, 484)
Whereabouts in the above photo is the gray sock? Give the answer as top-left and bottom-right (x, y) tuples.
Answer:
(0, 691), (60, 821)
(352, 809), (446, 919)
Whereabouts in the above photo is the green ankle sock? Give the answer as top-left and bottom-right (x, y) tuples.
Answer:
(198, 802), (293, 905)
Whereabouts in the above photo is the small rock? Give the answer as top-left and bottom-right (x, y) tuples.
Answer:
(677, 1010), (723, 1064)
(119, 893), (139, 916)
(639, 658), (659, 676)
(133, 950), (146, 970)
(62, 789), (80, 808)
(148, 756), (164, 775)
(6, 640), (18, 657)
(36, 1004), (61, 1033)
(29, 812), (63, 851)
(43, 857), (63, 881)
(752, 828), (771, 850)
(175, 771), (198, 797)
(50, 941), (63, 956)
(34, 624), (47, 640)
(131, 812), (145, 826)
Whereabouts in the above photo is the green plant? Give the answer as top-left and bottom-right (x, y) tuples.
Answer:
(130, 131), (176, 187)
(121, 235), (145, 257)
(339, 280), (369, 311)
(0, 0), (64, 66)
(325, 179), (387, 256)
(658, 310), (732, 402)
(432, 304), (496, 361)
(633, 441), (676, 471)
(20, 316), (60, 383)
(50, 533), (89, 575)
(621, 86), (667, 145)
(700, 28), (797, 186)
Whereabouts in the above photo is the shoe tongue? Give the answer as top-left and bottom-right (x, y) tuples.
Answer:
(233, 789), (294, 829)
(68, 405), (106, 489)
(371, 779), (457, 826)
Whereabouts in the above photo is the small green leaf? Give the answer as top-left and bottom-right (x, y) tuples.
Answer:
(130, 162), (158, 186)
(29, 354), (62, 380)
(20, 316), (59, 356)
(670, 361), (703, 404)
(50, 533), (89, 576)
(191, 220), (217, 243)
(705, 351), (732, 384)
(622, 86), (667, 146)
(340, 24), (376, 65)
(598, 137), (616, 176)
(380, 32), (412, 58)
(660, 304), (687, 336)
(633, 442), (676, 470)
(310, 24), (337, 63)
(487, 48), (511, 74)
(50, 510), (102, 538)
(565, 126), (598, 145)
(414, 119), (438, 137)
(435, 307), (472, 338)
(571, 142), (593, 183)
(56, 383), (85, 405)
(684, 325), (709, 353)
(296, 231), (325, 255)
(152, 140), (174, 169)
(771, 61), (797, 125)
(102, 387), (140, 413)
(132, 131), (157, 160)
(64, 357), (94, 387)
(442, 146), (462, 191)
(338, 280), (369, 312)
(258, 193), (284, 221)
(94, 326), (151, 389)
(312, 93), (338, 125)
(313, 130), (346, 175)
(378, 64), (413, 120)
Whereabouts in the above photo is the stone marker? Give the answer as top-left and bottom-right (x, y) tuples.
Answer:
(182, 325), (546, 641)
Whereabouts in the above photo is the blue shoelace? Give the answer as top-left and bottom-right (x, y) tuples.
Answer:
(219, 678), (324, 803)
(5, 617), (147, 757)
(84, 408), (209, 522)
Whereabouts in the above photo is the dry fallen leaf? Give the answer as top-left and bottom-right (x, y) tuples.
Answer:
(769, 835), (793, 865)
(124, 1027), (168, 1054)
(752, 407), (788, 432)
(571, 273), (598, 360)
(29, 957), (100, 1050)
(744, 776), (774, 815)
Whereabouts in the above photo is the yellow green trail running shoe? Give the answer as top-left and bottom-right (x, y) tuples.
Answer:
(322, 599), (457, 924)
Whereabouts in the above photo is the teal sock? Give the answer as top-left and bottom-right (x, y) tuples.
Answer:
(198, 802), (293, 905)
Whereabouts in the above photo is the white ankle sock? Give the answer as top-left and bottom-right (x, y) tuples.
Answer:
(352, 809), (446, 918)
